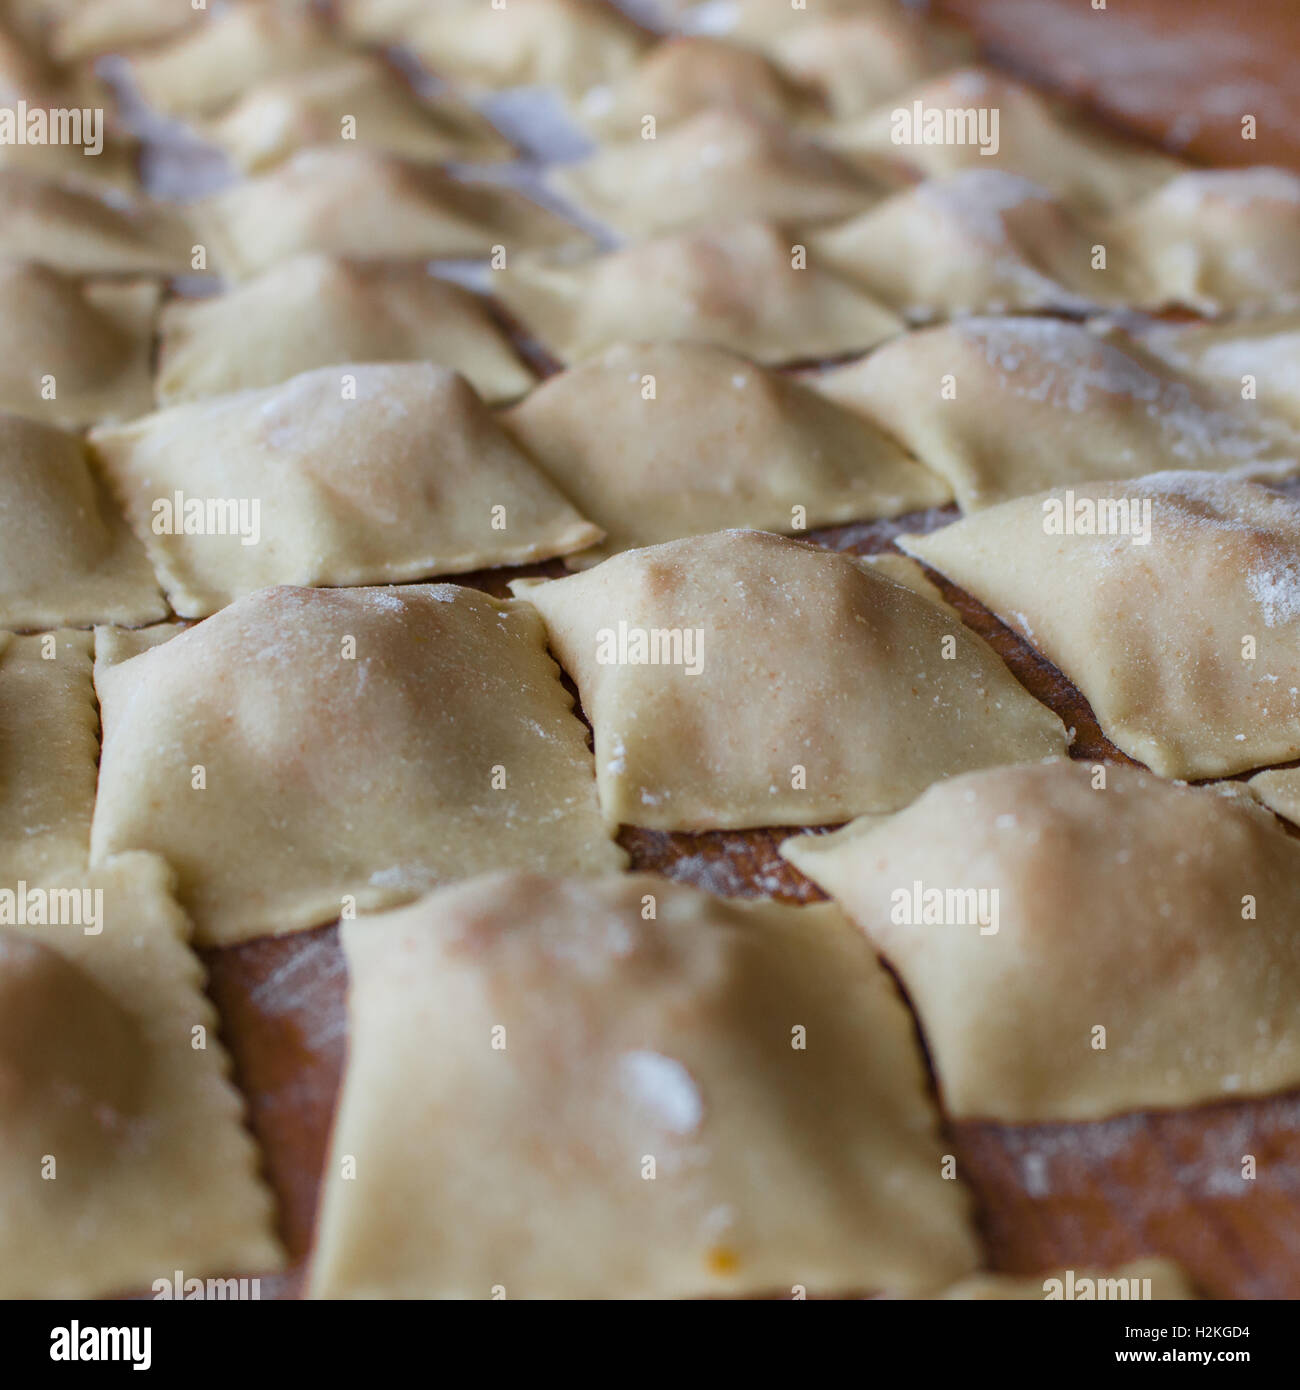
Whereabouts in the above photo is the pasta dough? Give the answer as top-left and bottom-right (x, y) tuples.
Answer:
(0, 126), (140, 193)
(0, 852), (284, 1297)
(826, 68), (1183, 213)
(128, 6), (349, 118)
(0, 168), (194, 275)
(47, 0), (203, 61)
(552, 109), (883, 240)
(709, 0), (899, 41)
(499, 342), (947, 564)
(91, 584), (625, 945)
(309, 872), (980, 1298)
(764, 12), (976, 119)
(204, 56), (515, 173)
(406, 0), (651, 96)
(0, 412), (166, 630)
(572, 35), (823, 141)
(1246, 767), (1300, 826)
(860, 552), (957, 613)
(495, 222), (901, 365)
(512, 529), (1069, 830)
(1130, 314), (1300, 428)
(901, 472), (1300, 779)
(0, 261), (157, 427)
(0, 631), (97, 883)
(0, 17), (73, 98)
(1109, 168), (1300, 315)
(90, 362), (600, 617)
(0, 28), (132, 180)
(340, 0), (458, 42)
(816, 317), (1300, 510)
(781, 759), (1300, 1121)
(157, 254), (535, 406)
(193, 148), (591, 280)
(807, 171), (1134, 318)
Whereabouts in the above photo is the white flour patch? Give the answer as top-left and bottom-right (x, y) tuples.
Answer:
(619, 1051), (704, 1134)
(1247, 560), (1300, 628)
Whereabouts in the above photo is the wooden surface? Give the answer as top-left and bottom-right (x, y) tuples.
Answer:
(172, 1), (1300, 1299)
(937, 0), (1300, 171)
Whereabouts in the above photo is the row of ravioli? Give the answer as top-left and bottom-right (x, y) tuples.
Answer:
(4, 85), (1300, 324)
(8, 312), (1300, 626)
(13, 137), (1300, 332)
(6, 0), (1300, 364)
(16, 507), (1300, 927)
(16, 556), (1289, 1296)
(3, 839), (1208, 1300)
(16, 486), (1300, 877)
(10, 154), (1300, 414)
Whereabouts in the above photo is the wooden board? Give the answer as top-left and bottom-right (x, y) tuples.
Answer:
(937, 0), (1300, 172)
(152, 1), (1300, 1298)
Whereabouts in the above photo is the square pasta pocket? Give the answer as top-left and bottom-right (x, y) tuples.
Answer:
(91, 585), (625, 945)
(513, 530), (1068, 831)
(310, 872), (979, 1299)
(90, 362), (599, 618)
